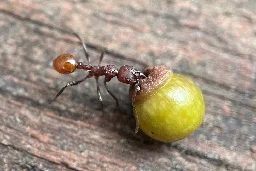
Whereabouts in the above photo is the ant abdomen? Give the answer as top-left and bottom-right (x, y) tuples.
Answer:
(53, 54), (77, 74)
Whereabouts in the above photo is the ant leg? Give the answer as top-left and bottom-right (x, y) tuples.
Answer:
(73, 32), (90, 64)
(104, 78), (119, 107)
(95, 77), (103, 108)
(132, 83), (141, 133)
(98, 51), (105, 66)
(51, 74), (91, 102)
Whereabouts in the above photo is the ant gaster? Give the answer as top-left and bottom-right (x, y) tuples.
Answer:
(52, 33), (147, 110)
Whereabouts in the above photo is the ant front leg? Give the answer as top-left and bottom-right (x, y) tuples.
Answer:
(132, 82), (141, 133)
(104, 78), (119, 107)
(95, 77), (103, 109)
(51, 74), (92, 102)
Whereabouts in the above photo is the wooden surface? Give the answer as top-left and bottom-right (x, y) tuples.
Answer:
(0, 0), (256, 170)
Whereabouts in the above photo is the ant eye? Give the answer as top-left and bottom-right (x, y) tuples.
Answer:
(53, 54), (77, 74)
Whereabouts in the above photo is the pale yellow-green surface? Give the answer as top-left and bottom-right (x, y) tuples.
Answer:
(133, 74), (205, 142)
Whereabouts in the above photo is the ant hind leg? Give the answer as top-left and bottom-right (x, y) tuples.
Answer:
(51, 75), (91, 103)
(72, 32), (90, 64)
(98, 51), (105, 66)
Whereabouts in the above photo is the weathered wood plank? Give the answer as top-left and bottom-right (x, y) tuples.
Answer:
(0, 0), (255, 170)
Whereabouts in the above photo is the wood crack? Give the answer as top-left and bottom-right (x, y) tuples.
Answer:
(0, 142), (84, 171)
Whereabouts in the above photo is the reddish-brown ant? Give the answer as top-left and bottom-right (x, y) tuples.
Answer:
(52, 33), (146, 107)
(52, 33), (205, 141)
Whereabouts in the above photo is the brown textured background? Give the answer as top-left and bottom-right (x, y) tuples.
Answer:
(0, 0), (256, 170)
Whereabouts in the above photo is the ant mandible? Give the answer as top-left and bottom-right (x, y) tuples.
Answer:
(52, 33), (146, 108)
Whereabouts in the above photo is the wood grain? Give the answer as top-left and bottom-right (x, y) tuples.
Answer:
(0, 0), (255, 170)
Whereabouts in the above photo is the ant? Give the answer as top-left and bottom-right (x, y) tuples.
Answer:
(52, 33), (147, 109)
(51, 33), (206, 141)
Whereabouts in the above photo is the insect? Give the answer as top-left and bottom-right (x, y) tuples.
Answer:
(52, 33), (205, 142)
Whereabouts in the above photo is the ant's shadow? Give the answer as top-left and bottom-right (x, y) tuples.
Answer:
(49, 79), (172, 147)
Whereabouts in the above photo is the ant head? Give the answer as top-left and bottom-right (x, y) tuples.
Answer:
(117, 65), (146, 85)
(53, 54), (77, 74)
(117, 65), (137, 84)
